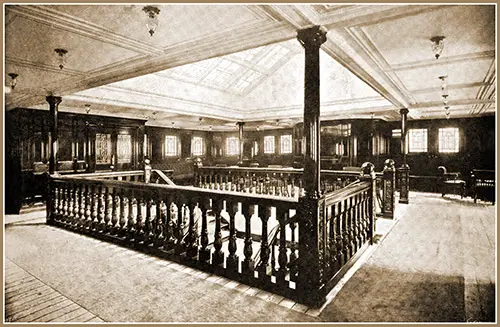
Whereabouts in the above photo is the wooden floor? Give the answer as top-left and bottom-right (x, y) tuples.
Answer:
(5, 259), (104, 323)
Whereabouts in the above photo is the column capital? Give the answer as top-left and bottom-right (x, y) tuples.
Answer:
(297, 25), (327, 49)
(46, 95), (62, 106)
(400, 108), (409, 115)
(236, 122), (245, 127)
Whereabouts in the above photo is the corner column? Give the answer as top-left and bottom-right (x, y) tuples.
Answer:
(47, 96), (62, 175)
(398, 108), (410, 204)
(237, 122), (245, 165)
(296, 25), (327, 306)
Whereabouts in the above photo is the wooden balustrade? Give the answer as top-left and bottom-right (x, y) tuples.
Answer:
(196, 166), (362, 198)
(47, 164), (377, 306)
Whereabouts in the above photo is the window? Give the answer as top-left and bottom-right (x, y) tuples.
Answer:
(264, 136), (275, 154)
(439, 128), (459, 153)
(408, 129), (428, 153)
(165, 135), (178, 157)
(191, 136), (205, 156)
(226, 137), (239, 156)
(280, 134), (292, 154)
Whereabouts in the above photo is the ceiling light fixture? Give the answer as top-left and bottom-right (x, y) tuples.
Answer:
(143, 6), (160, 37)
(430, 36), (445, 59)
(442, 94), (449, 105)
(54, 48), (68, 69)
(438, 75), (447, 91)
(5, 73), (18, 94)
(85, 104), (91, 114)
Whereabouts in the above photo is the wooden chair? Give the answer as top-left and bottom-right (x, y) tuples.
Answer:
(471, 169), (495, 204)
(437, 166), (466, 198)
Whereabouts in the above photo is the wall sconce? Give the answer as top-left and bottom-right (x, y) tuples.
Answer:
(430, 36), (445, 59)
(5, 73), (18, 94)
(54, 48), (68, 69)
(143, 6), (160, 37)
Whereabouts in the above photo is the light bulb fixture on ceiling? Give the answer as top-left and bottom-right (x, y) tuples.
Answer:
(430, 36), (445, 59)
(442, 94), (449, 105)
(444, 106), (450, 119)
(84, 104), (91, 114)
(5, 73), (18, 94)
(54, 48), (68, 69)
(438, 75), (448, 91)
(143, 6), (160, 37)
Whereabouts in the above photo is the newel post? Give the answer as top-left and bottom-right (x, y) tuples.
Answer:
(361, 162), (376, 244)
(382, 159), (396, 219)
(296, 25), (327, 306)
(398, 108), (410, 204)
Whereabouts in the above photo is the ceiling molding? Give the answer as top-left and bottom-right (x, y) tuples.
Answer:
(7, 5), (163, 56)
(390, 50), (495, 72)
(322, 30), (410, 109)
(6, 56), (85, 76)
(346, 26), (416, 105)
(411, 98), (495, 110)
(472, 59), (496, 114)
(261, 5), (315, 29)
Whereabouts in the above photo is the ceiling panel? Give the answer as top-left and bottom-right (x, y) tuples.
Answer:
(5, 15), (141, 73)
(363, 5), (495, 66)
(394, 58), (493, 92)
(412, 86), (481, 104)
(47, 5), (269, 49)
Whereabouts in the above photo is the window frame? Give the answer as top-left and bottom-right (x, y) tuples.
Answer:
(164, 135), (179, 157)
(279, 134), (293, 154)
(438, 127), (460, 153)
(226, 136), (239, 156)
(191, 136), (205, 156)
(263, 135), (275, 154)
(407, 128), (428, 153)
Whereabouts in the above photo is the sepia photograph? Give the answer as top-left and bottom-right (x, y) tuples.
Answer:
(3, 3), (496, 323)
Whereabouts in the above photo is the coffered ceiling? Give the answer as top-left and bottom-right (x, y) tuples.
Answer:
(4, 4), (496, 131)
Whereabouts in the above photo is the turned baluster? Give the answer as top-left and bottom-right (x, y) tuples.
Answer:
(224, 173), (229, 191)
(328, 204), (337, 275)
(283, 174), (290, 198)
(198, 197), (210, 264)
(111, 191), (120, 235)
(83, 184), (91, 230)
(241, 202), (254, 278)
(363, 190), (369, 243)
(289, 220), (298, 282)
(155, 200), (165, 248)
(58, 185), (65, 219)
(65, 186), (72, 222)
(355, 193), (363, 249)
(211, 198), (224, 268)
(67, 184), (75, 223)
(341, 199), (350, 264)
(232, 172), (238, 192)
(144, 198), (153, 246)
(174, 198), (186, 254)
(78, 184), (85, 229)
(226, 200), (239, 275)
(119, 192), (127, 237)
(244, 172), (250, 192)
(349, 196), (356, 252)
(164, 195), (176, 250)
(276, 207), (289, 286)
(135, 197), (144, 244)
(52, 185), (59, 218)
(258, 205), (272, 281)
(97, 187), (106, 231)
(264, 173), (270, 195)
(335, 202), (344, 269)
(251, 173), (257, 193)
(127, 197), (136, 240)
(186, 197), (199, 259)
(104, 189), (113, 233)
(208, 171), (214, 189)
(91, 186), (98, 231)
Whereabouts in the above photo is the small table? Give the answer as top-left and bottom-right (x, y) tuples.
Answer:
(442, 179), (466, 198)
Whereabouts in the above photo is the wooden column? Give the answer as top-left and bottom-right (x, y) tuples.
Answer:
(296, 25), (327, 306)
(398, 108), (410, 204)
(237, 122), (245, 165)
(47, 96), (62, 174)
